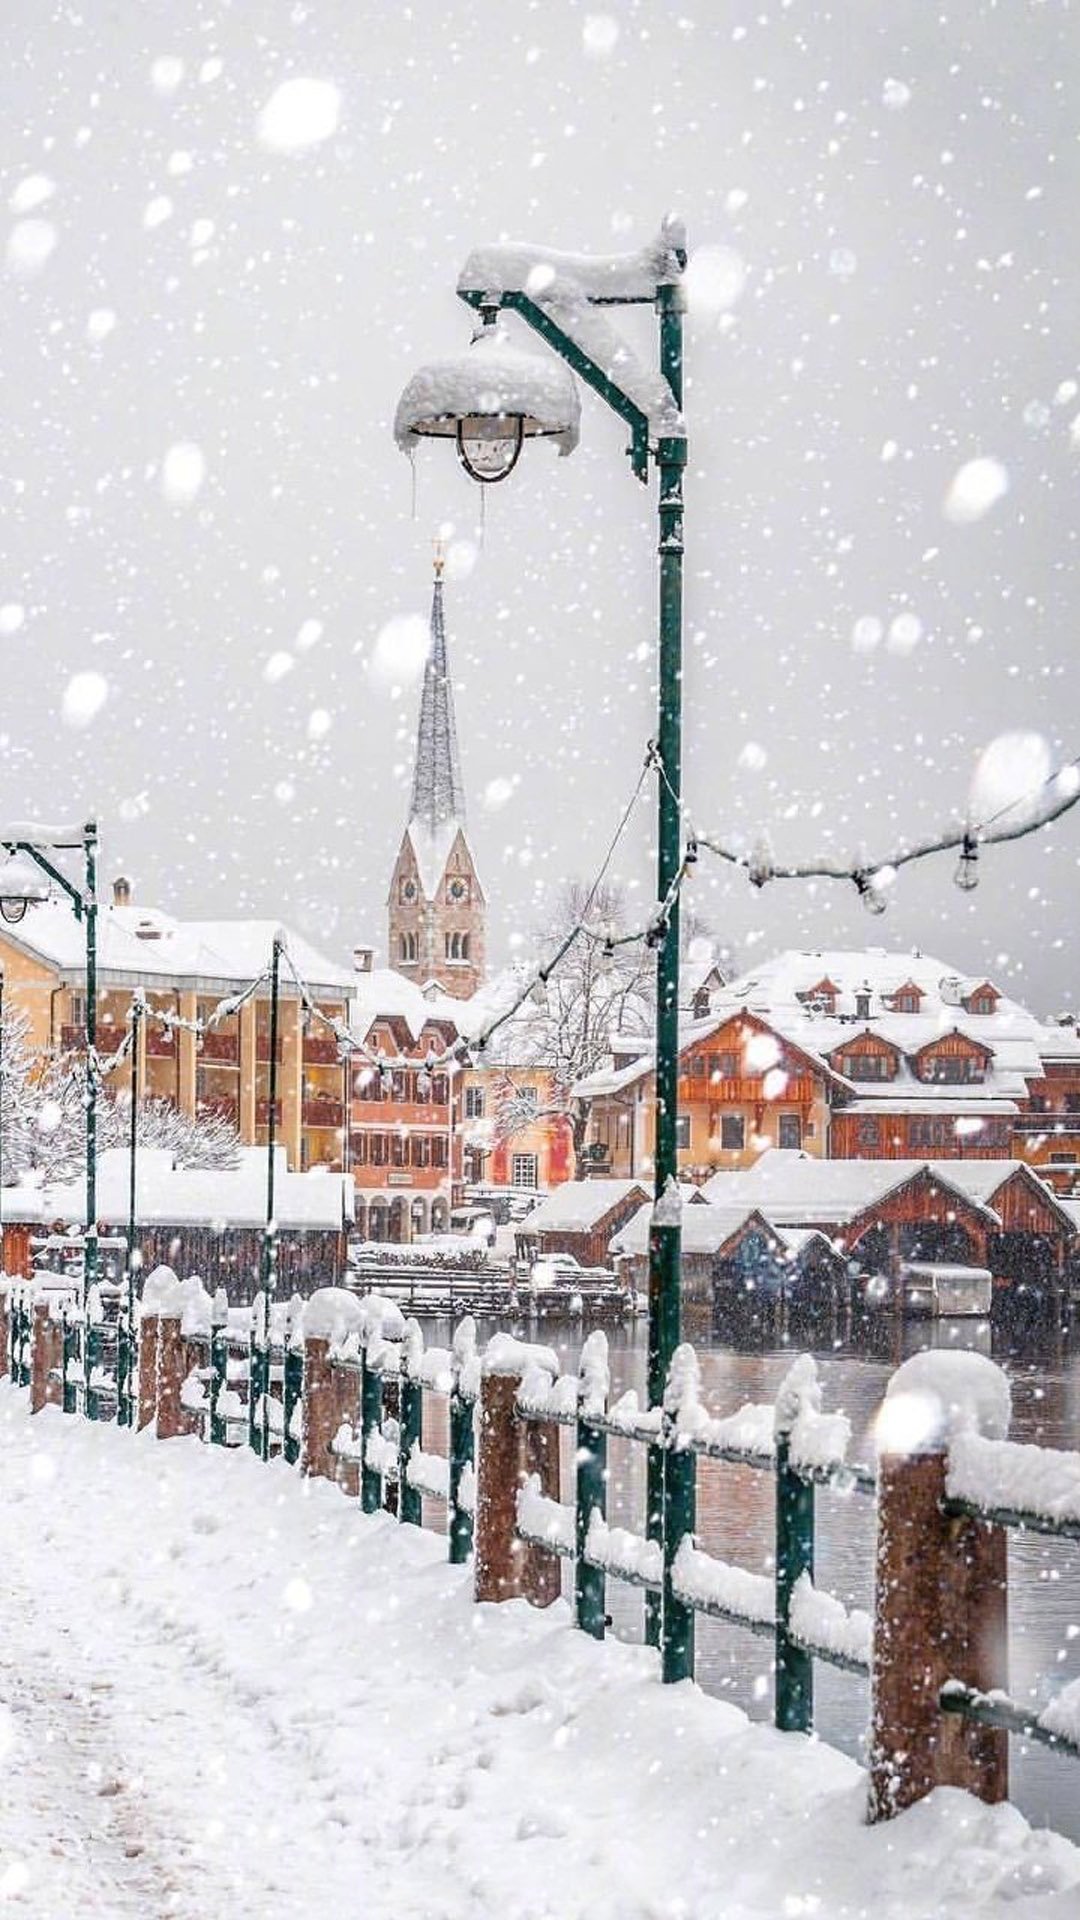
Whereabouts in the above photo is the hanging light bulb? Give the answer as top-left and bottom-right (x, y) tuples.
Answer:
(855, 872), (888, 916)
(954, 833), (980, 892)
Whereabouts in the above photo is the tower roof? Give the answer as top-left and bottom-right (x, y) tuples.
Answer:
(408, 554), (466, 837)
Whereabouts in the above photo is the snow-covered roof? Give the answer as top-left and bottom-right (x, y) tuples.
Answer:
(526, 1179), (648, 1235)
(611, 1200), (763, 1258)
(348, 968), (463, 1047)
(1, 1147), (354, 1230)
(609, 1198), (838, 1262)
(701, 1149), (1072, 1233)
(1, 902), (355, 995)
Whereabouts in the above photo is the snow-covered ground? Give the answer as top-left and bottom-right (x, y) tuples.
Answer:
(1, 1386), (1079, 1919)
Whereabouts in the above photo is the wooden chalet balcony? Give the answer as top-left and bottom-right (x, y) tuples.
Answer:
(145, 1028), (176, 1059)
(302, 1097), (344, 1129)
(199, 1031), (239, 1065)
(1012, 1114), (1080, 1134)
(678, 1072), (819, 1106)
(302, 1033), (341, 1066)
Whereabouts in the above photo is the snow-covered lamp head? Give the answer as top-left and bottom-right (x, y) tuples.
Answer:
(0, 853), (50, 924)
(394, 306), (580, 485)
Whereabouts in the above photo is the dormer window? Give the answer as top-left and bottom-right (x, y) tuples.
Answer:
(841, 1051), (894, 1081)
(855, 988), (872, 1021)
(963, 983), (1000, 1016)
(888, 981), (924, 1014)
(833, 1033), (899, 1082)
(914, 1033), (992, 1085)
(798, 976), (840, 1016)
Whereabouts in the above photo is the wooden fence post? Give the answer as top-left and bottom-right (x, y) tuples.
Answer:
(475, 1334), (560, 1607)
(869, 1351), (1009, 1821)
(299, 1288), (364, 1490)
(30, 1284), (72, 1414)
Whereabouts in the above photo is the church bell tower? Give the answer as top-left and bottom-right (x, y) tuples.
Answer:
(387, 547), (486, 999)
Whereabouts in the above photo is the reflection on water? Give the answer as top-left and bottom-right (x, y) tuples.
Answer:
(419, 1302), (1080, 1842)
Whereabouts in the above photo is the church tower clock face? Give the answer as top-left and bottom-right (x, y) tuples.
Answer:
(447, 876), (469, 904)
(400, 877), (418, 904)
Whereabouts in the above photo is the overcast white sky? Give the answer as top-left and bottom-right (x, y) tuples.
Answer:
(1, 2), (1076, 1007)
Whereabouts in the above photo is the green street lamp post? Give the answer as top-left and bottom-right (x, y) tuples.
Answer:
(251, 931), (284, 1461)
(0, 821), (100, 1416)
(117, 991), (143, 1429)
(395, 221), (693, 1677)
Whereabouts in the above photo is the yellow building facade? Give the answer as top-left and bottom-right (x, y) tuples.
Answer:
(0, 892), (356, 1172)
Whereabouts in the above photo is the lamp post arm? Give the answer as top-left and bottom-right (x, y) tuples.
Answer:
(1, 842), (86, 917)
(458, 287), (654, 481)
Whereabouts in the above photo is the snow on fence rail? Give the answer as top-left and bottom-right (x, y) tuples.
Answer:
(2, 1274), (1080, 1823)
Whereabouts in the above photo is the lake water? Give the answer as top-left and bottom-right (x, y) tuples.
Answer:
(415, 1300), (1080, 1843)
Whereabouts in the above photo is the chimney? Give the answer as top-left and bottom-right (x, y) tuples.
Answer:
(113, 875), (132, 907)
(352, 944), (373, 974)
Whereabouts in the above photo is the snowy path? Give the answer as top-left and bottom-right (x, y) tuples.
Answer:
(1, 1388), (1079, 1919)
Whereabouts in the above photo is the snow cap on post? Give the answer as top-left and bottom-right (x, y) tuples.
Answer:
(482, 1331), (559, 1379)
(140, 1264), (183, 1317)
(876, 1350), (1011, 1458)
(300, 1286), (366, 1345)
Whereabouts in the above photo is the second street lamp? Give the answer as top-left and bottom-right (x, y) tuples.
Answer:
(0, 819), (101, 1417)
(395, 219), (693, 1680)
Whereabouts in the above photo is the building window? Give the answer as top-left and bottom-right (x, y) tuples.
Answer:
(778, 1113), (801, 1151)
(721, 1114), (745, 1151)
(511, 1153), (538, 1188)
(856, 1118), (880, 1150)
(1064, 1094), (1080, 1114)
(686, 1053), (708, 1078)
(892, 992), (921, 1014)
(921, 1054), (984, 1085)
(842, 1052), (893, 1081)
(464, 1085), (485, 1119)
(515, 1084), (538, 1113)
(410, 1135), (432, 1168)
(675, 1115), (691, 1150)
(444, 931), (471, 962)
(399, 931), (417, 963)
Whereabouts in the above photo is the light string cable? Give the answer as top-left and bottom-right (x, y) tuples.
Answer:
(691, 747), (1080, 914)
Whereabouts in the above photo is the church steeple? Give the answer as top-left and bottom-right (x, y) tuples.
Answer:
(387, 548), (486, 1000)
(409, 544), (467, 835)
